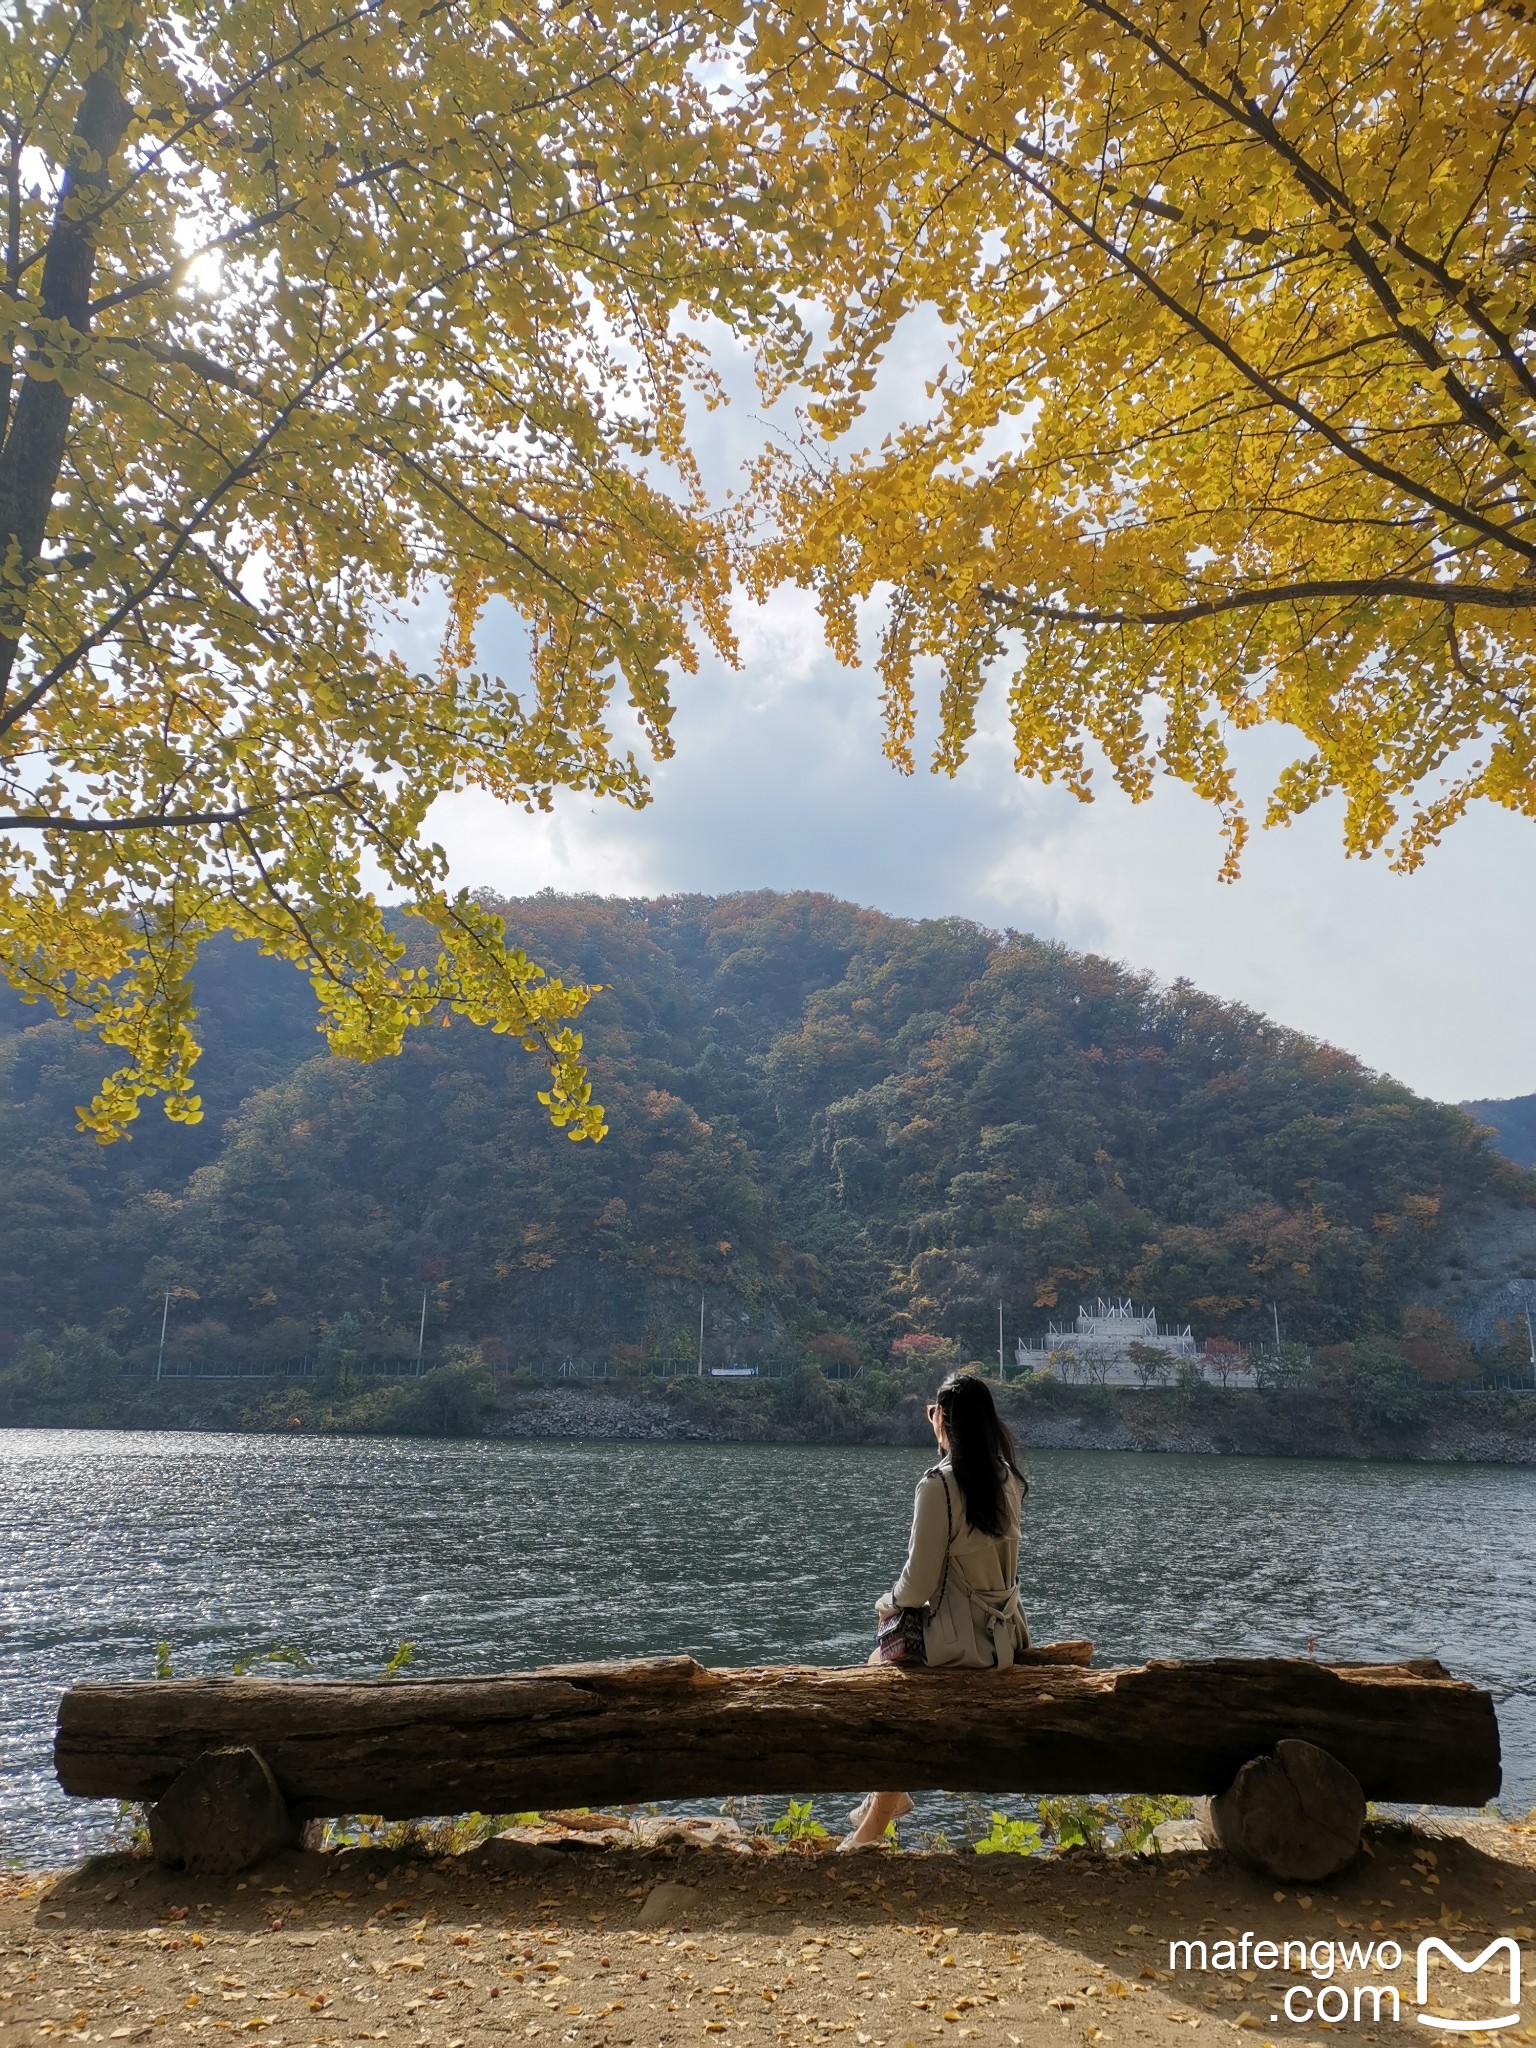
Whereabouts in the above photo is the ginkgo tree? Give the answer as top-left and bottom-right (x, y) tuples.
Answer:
(0, 0), (794, 1137)
(736, 0), (1536, 873)
(13, 0), (1536, 1147)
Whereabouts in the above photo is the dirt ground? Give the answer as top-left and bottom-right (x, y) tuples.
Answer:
(3, 1820), (1534, 2048)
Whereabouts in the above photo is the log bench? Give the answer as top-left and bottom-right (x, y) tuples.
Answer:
(54, 1647), (1500, 1885)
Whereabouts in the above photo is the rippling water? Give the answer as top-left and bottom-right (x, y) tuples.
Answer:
(2, 1431), (1531, 1866)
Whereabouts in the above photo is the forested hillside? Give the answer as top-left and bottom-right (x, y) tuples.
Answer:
(0, 893), (1522, 1374)
(1463, 1096), (1536, 1171)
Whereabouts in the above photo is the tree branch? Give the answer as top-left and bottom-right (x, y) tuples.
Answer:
(88, 161), (414, 315)
(800, 31), (1536, 569)
(110, 336), (270, 398)
(978, 575), (1536, 628)
(0, 3), (136, 710)
(0, 780), (362, 833)
(0, 121), (18, 447)
(1078, 0), (1536, 415)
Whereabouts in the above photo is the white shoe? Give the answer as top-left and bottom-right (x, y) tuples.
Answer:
(840, 1792), (913, 1849)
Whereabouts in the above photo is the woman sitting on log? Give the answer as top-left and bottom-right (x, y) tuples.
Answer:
(842, 1370), (1030, 1851)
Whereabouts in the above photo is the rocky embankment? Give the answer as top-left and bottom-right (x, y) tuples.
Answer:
(484, 1380), (1536, 1464)
(488, 1388), (726, 1442)
(1010, 1396), (1536, 1464)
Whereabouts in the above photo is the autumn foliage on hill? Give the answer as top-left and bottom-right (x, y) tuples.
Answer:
(0, 893), (1518, 1370)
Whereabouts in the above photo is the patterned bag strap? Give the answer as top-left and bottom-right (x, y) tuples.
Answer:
(924, 1461), (955, 1614)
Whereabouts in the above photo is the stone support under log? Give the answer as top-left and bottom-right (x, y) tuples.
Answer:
(1206, 1737), (1369, 1882)
(146, 1745), (295, 1875)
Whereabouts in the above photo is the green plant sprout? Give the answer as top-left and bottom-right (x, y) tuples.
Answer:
(975, 1812), (1045, 1856)
(232, 1643), (315, 1676)
(979, 1795), (1195, 1857)
(770, 1798), (830, 1843)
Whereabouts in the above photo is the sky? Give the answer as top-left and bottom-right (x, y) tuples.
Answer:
(415, 320), (1535, 1112)
(422, 584), (1533, 1109)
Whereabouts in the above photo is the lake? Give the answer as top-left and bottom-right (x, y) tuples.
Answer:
(1, 1431), (1531, 1867)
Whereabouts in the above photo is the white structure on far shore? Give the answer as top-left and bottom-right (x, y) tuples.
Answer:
(1021, 1297), (1196, 1365)
(1015, 1298), (1257, 1387)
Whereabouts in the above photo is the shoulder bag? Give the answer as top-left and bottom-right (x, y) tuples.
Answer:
(875, 1463), (953, 1665)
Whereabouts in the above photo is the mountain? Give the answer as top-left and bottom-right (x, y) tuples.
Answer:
(0, 892), (1524, 1372)
(1462, 1095), (1536, 1171)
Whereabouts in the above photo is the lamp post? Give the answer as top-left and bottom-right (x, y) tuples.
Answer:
(155, 1289), (171, 1382)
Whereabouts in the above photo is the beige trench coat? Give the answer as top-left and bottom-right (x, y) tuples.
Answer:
(883, 1458), (1030, 1668)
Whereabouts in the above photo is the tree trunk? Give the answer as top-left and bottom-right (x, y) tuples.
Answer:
(53, 1653), (1500, 1819)
(0, 3), (135, 707)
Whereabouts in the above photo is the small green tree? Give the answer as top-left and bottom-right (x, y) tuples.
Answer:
(417, 1347), (493, 1436)
(1126, 1341), (1172, 1390)
(1078, 1350), (1113, 1389)
(59, 1324), (122, 1395)
(1318, 1340), (1425, 1429)
(317, 1312), (363, 1397)
(1491, 1317), (1536, 1388)
(1253, 1343), (1314, 1391)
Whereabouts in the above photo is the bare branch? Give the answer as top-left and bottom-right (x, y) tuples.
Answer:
(109, 337), (270, 399)
(0, 780), (362, 833)
(979, 575), (1536, 628)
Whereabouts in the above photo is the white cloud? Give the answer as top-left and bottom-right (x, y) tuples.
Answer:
(398, 311), (1535, 1109)
(424, 579), (1536, 1106)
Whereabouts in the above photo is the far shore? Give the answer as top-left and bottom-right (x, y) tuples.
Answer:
(2, 1375), (1535, 1465)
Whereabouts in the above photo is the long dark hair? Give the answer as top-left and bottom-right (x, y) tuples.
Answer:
(933, 1371), (1025, 1537)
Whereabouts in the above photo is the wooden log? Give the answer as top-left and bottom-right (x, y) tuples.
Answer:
(54, 1653), (1500, 1822)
